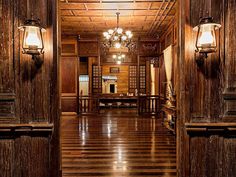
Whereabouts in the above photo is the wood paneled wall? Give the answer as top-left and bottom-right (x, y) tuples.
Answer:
(102, 65), (129, 94)
(177, 0), (236, 177)
(61, 38), (78, 113)
(0, 0), (59, 176)
(78, 41), (98, 57)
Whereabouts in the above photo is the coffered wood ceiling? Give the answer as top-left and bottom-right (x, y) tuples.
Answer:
(60, 0), (176, 38)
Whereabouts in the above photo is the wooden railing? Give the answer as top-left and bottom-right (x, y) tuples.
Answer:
(79, 95), (164, 115)
(138, 95), (163, 115)
(79, 96), (99, 114)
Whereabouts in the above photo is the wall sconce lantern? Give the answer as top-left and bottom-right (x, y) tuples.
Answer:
(193, 17), (221, 58)
(19, 19), (46, 60)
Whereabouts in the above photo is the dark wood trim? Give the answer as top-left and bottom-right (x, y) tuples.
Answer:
(185, 123), (236, 132)
(0, 123), (53, 132)
(223, 92), (236, 100)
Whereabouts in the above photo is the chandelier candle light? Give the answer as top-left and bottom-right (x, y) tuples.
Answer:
(103, 12), (133, 49)
(113, 53), (125, 65)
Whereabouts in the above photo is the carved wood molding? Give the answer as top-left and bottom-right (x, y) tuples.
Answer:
(0, 123), (53, 132)
(223, 91), (236, 118)
(223, 92), (236, 100)
(185, 123), (236, 133)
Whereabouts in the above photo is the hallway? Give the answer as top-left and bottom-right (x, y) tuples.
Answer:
(61, 111), (176, 177)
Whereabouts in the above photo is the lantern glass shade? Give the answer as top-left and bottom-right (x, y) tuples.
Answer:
(19, 19), (46, 55)
(193, 17), (221, 53)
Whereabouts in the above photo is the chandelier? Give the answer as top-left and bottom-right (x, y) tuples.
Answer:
(103, 12), (133, 49)
(112, 53), (126, 64)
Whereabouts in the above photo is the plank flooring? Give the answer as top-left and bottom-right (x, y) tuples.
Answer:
(61, 109), (176, 177)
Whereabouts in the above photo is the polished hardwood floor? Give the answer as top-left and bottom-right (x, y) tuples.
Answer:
(61, 109), (176, 177)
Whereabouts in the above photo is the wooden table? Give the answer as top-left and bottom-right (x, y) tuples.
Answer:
(99, 95), (138, 107)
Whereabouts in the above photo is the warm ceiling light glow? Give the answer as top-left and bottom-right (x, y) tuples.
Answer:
(117, 28), (123, 34)
(121, 35), (127, 41)
(112, 53), (126, 65)
(103, 32), (109, 37)
(113, 36), (118, 40)
(108, 29), (114, 34)
(125, 31), (131, 35)
(115, 42), (121, 48)
(103, 12), (133, 49)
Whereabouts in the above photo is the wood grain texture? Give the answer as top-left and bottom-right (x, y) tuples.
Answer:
(177, 0), (236, 177)
(0, 140), (13, 177)
(14, 136), (49, 177)
(0, 0), (60, 177)
(102, 65), (129, 94)
(0, 0), (14, 94)
(78, 41), (98, 56)
(0, 0), (16, 122)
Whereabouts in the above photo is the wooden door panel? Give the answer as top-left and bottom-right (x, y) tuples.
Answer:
(61, 57), (77, 96)
(61, 38), (79, 113)
(61, 56), (78, 113)
(61, 41), (78, 56)
(0, 0), (16, 122)
(61, 97), (77, 112)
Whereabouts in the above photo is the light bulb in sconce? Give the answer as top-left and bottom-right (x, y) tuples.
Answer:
(198, 31), (214, 46)
(193, 17), (221, 57)
(25, 27), (42, 48)
(18, 19), (46, 59)
(117, 61), (121, 65)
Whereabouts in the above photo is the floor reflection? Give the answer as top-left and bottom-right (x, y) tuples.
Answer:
(61, 110), (176, 177)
